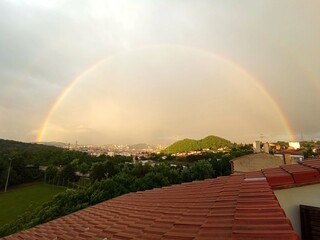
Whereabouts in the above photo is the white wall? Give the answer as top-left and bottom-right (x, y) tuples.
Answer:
(274, 183), (320, 238)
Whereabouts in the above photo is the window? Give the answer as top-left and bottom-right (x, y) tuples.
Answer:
(300, 205), (320, 240)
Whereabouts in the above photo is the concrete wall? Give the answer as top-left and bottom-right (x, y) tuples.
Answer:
(231, 153), (286, 173)
(274, 183), (320, 238)
(253, 141), (261, 153)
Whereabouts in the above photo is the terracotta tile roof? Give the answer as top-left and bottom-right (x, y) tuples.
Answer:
(4, 160), (320, 240)
(262, 166), (296, 187)
(280, 163), (320, 184)
(275, 150), (304, 155)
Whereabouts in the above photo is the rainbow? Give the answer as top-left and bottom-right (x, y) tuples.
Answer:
(36, 57), (114, 142)
(36, 44), (296, 142)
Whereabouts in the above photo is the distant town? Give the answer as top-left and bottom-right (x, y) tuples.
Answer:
(40, 141), (164, 158)
(40, 139), (320, 163)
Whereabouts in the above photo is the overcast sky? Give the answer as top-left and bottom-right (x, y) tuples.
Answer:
(0, 0), (319, 145)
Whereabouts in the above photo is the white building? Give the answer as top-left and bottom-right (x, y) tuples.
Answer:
(289, 142), (300, 150)
(253, 141), (261, 153)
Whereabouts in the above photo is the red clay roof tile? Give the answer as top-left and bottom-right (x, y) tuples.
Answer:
(262, 168), (295, 187)
(280, 163), (320, 184)
(4, 160), (320, 240)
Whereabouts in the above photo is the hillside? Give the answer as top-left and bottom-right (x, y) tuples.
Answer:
(162, 135), (233, 154)
(0, 139), (73, 165)
(38, 142), (68, 148)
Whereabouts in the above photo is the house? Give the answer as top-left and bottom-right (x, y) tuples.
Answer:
(230, 152), (295, 173)
(289, 142), (301, 150)
(3, 160), (320, 240)
(312, 147), (320, 154)
(275, 149), (304, 163)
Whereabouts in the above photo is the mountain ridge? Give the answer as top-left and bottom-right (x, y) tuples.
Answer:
(162, 135), (233, 154)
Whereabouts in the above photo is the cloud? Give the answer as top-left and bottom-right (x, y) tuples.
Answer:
(0, 0), (319, 144)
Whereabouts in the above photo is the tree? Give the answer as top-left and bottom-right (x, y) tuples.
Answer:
(181, 167), (192, 182)
(0, 153), (27, 189)
(210, 159), (231, 177)
(45, 165), (59, 183)
(304, 147), (313, 158)
(60, 164), (77, 182)
(141, 172), (170, 189)
(190, 160), (214, 180)
(78, 162), (90, 174)
(152, 163), (181, 184)
(70, 159), (80, 168)
(90, 163), (106, 182)
(105, 160), (118, 177)
(131, 163), (151, 178)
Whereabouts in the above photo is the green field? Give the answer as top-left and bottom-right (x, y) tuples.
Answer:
(0, 183), (66, 226)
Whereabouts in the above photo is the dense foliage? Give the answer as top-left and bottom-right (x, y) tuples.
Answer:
(0, 139), (131, 189)
(0, 153), (42, 189)
(0, 139), (65, 165)
(162, 135), (233, 154)
(0, 139), (253, 237)
(0, 139), (69, 189)
(0, 158), (231, 237)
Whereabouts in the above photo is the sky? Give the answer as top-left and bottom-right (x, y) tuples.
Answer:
(0, 0), (319, 145)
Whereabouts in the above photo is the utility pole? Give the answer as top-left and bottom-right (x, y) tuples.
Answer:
(4, 158), (12, 193)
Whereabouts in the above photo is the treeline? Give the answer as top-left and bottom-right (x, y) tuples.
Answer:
(0, 139), (65, 165)
(153, 144), (253, 163)
(0, 139), (125, 189)
(0, 139), (62, 188)
(0, 153), (42, 189)
(44, 155), (132, 186)
(0, 158), (230, 237)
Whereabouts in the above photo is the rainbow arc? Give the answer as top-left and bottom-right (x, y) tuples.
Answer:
(36, 44), (296, 143)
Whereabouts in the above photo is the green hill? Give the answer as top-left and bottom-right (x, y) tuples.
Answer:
(162, 135), (233, 154)
(0, 139), (92, 166)
(0, 139), (66, 165)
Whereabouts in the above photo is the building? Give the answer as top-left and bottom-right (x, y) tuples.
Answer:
(263, 142), (270, 153)
(274, 150), (304, 163)
(230, 152), (295, 173)
(289, 142), (301, 150)
(253, 140), (261, 153)
(312, 147), (320, 154)
(3, 159), (320, 240)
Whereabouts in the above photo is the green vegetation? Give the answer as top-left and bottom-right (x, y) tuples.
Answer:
(0, 138), (253, 237)
(0, 158), (232, 237)
(0, 139), (65, 165)
(0, 139), (132, 190)
(162, 135), (233, 154)
(0, 183), (65, 226)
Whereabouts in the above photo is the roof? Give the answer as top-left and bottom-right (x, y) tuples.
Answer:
(3, 159), (320, 240)
(230, 152), (286, 173)
(230, 152), (282, 162)
(275, 150), (304, 156)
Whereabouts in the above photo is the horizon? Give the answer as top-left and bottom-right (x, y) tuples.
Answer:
(2, 134), (317, 148)
(1, 1), (319, 145)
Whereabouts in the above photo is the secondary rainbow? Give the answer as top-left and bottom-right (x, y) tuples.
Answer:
(36, 44), (296, 142)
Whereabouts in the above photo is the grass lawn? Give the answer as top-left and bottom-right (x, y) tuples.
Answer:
(0, 183), (66, 226)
